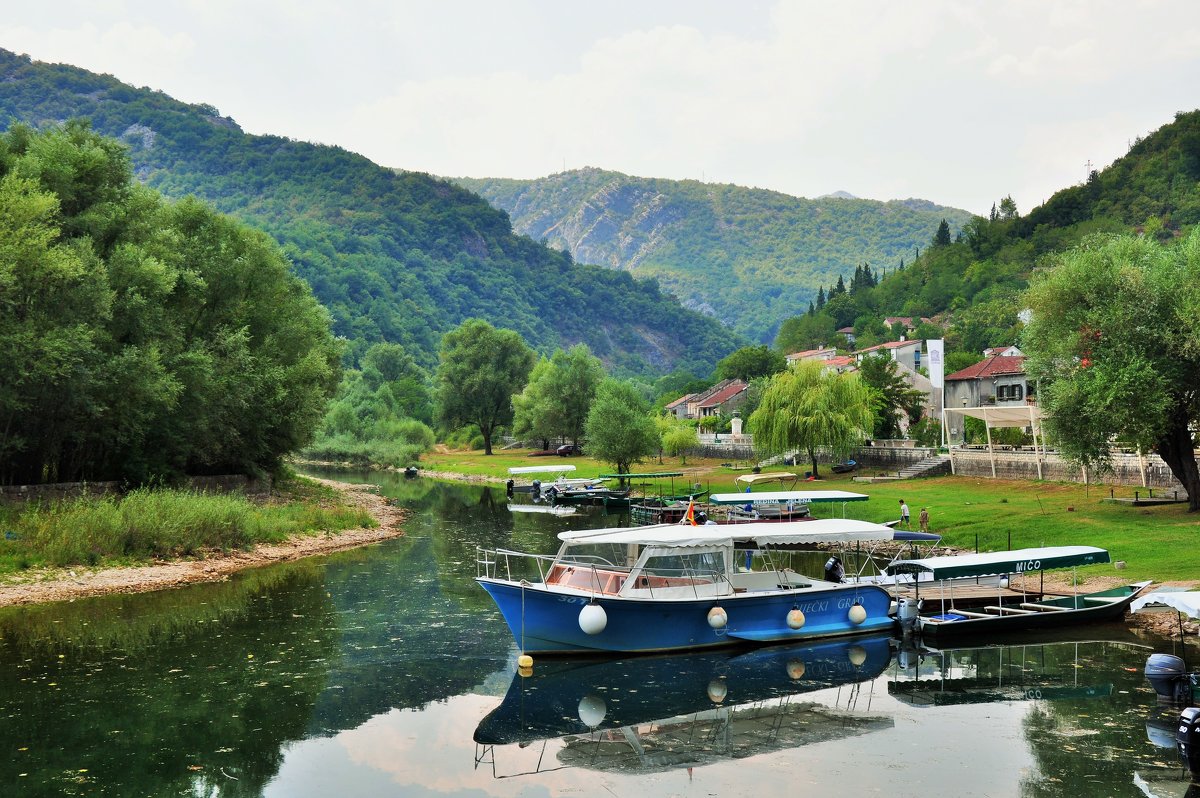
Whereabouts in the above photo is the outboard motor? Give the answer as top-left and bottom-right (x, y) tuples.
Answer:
(824, 556), (844, 583)
(896, 596), (923, 634)
(1178, 707), (1200, 775)
(530, 479), (541, 501)
(505, 479), (514, 498)
(1147, 653), (1191, 703)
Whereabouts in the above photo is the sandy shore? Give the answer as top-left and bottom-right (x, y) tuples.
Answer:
(0, 478), (405, 608)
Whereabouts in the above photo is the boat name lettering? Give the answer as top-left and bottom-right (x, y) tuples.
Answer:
(1014, 560), (1042, 572)
(836, 597), (857, 609)
(796, 600), (828, 613)
(557, 596), (587, 605)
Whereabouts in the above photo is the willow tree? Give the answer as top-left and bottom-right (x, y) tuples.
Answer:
(1022, 231), (1200, 511)
(748, 360), (874, 477)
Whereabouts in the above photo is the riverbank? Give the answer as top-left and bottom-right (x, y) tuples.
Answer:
(0, 478), (406, 607)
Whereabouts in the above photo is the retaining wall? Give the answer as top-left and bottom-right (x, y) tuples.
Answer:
(948, 449), (1187, 490)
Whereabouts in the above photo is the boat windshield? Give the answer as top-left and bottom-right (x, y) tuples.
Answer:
(558, 541), (638, 569)
(640, 549), (727, 581)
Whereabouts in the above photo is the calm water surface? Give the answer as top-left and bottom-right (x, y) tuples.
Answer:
(1, 468), (1197, 797)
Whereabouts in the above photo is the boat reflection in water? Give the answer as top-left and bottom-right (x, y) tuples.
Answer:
(474, 634), (894, 777)
(887, 636), (1117, 707)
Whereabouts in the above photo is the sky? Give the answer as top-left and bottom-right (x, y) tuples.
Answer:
(2, 0), (1199, 215)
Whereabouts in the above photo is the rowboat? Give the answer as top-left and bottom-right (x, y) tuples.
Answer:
(475, 519), (900, 654)
(885, 545), (1151, 640)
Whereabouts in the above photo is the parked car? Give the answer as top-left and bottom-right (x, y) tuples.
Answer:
(556, 444), (583, 457)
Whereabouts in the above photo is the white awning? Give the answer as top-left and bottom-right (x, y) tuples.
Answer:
(1131, 591), (1200, 618)
(709, 490), (870, 505)
(885, 546), (1110, 579)
(557, 518), (895, 548)
(942, 406), (1044, 428)
(508, 465), (576, 475)
(734, 472), (798, 485)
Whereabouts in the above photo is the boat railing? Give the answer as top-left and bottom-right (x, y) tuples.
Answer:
(476, 546), (558, 583)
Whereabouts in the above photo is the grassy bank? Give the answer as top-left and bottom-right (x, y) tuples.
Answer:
(0, 475), (375, 575)
(422, 449), (1200, 583)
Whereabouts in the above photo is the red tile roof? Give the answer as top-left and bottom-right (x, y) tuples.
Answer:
(664, 394), (694, 410)
(853, 340), (920, 355)
(825, 355), (856, 369)
(945, 355), (1026, 381)
(698, 381), (748, 407)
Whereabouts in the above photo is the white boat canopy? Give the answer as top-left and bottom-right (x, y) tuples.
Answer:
(557, 518), (896, 549)
(884, 545), (1110, 580)
(508, 465), (577, 475)
(1131, 591), (1200, 618)
(734, 472), (798, 486)
(709, 490), (869, 505)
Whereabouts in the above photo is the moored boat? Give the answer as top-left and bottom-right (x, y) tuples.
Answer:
(885, 546), (1151, 640)
(475, 519), (900, 654)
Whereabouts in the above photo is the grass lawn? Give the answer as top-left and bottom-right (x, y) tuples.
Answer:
(422, 448), (1200, 584)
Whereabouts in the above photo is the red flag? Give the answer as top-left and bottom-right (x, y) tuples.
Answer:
(685, 498), (697, 526)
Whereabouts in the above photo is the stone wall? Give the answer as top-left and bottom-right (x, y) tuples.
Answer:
(855, 446), (938, 469)
(948, 449), (1187, 491)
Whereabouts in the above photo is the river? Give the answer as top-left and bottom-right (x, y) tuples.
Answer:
(0, 468), (1195, 797)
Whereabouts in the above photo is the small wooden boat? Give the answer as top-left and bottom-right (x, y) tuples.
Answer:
(886, 546), (1151, 641)
(831, 460), (858, 474)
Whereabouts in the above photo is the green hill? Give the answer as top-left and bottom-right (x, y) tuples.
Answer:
(454, 168), (974, 342)
(0, 49), (742, 377)
(849, 109), (1200, 353)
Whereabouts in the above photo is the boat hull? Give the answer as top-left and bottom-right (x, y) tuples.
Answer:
(917, 581), (1151, 642)
(477, 577), (895, 654)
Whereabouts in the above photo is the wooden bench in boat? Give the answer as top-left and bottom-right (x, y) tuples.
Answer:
(1082, 595), (1125, 604)
(984, 605), (1037, 615)
(1020, 602), (1069, 611)
(939, 608), (992, 619)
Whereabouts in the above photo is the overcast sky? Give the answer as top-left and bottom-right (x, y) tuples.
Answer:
(3, 1), (1198, 215)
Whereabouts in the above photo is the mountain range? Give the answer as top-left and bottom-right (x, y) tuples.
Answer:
(0, 49), (739, 378)
(455, 169), (974, 341)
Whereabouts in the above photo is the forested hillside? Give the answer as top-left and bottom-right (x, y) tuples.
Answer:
(778, 109), (1200, 357)
(455, 168), (974, 341)
(0, 49), (740, 377)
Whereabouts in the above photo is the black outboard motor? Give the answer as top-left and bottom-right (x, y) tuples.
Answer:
(530, 479), (541, 501)
(505, 479), (514, 498)
(1178, 707), (1200, 775)
(1147, 653), (1191, 703)
(824, 556), (844, 583)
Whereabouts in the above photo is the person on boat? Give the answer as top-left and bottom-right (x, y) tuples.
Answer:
(696, 511), (717, 526)
(919, 506), (929, 532)
(899, 499), (910, 529)
(824, 555), (844, 583)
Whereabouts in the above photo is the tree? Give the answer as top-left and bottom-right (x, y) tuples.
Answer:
(748, 360), (874, 477)
(584, 379), (659, 477)
(714, 345), (786, 382)
(511, 344), (605, 448)
(1022, 231), (1200, 511)
(435, 319), (535, 455)
(775, 312), (837, 354)
(659, 419), (700, 465)
(933, 218), (952, 247)
(857, 354), (926, 439)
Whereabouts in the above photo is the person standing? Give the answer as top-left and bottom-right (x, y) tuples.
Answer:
(919, 506), (929, 533)
(899, 499), (910, 529)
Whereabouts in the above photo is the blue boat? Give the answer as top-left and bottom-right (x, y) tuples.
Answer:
(475, 519), (900, 654)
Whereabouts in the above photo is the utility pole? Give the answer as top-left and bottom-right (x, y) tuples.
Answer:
(1084, 159), (1093, 182)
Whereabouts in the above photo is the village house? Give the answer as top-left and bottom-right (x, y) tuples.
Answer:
(852, 339), (940, 425)
(944, 355), (1032, 409)
(784, 346), (837, 366)
(667, 379), (750, 421)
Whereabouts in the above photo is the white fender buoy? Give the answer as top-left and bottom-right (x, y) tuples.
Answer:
(787, 608), (806, 629)
(517, 654), (533, 669)
(848, 645), (867, 667)
(578, 602), (607, 635)
(786, 658), (806, 680)
(518, 665), (533, 678)
(707, 606), (728, 629)
(848, 603), (867, 625)
(578, 694), (607, 727)
(999, 575), (1010, 589)
(707, 679), (728, 703)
